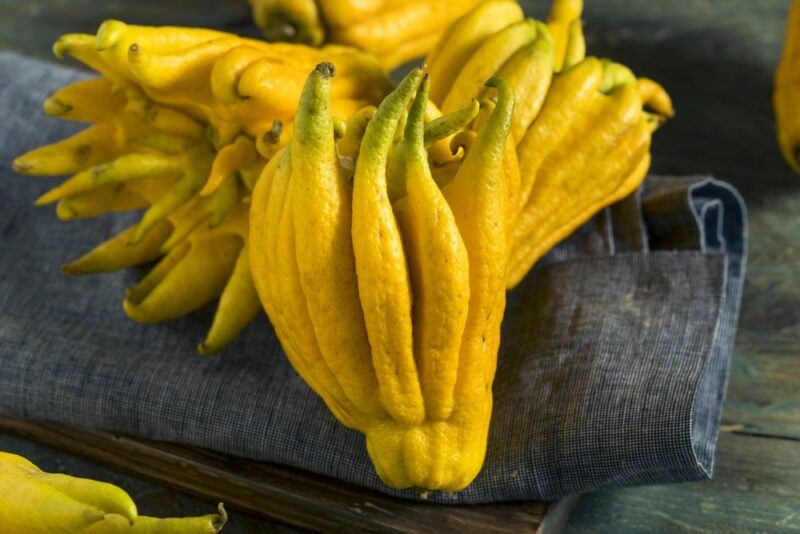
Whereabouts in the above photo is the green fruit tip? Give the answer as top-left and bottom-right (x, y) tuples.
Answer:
(43, 98), (71, 117)
(485, 76), (504, 90)
(263, 120), (283, 145)
(214, 503), (228, 531)
(11, 158), (31, 174)
(52, 39), (68, 59)
(315, 62), (336, 79)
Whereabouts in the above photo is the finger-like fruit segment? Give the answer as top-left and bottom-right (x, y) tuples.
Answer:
(493, 35), (555, 143)
(508, 87), (651, 288)
(34, 152), (183, 206)
(199, 246), (261, 355)
(251, 0), (326, 46)
(637, 77), (675, 118)
(426, 0), (524, 105)
(517, 57), (604, 207)
(202, 136), (257, 196)
(0, 471), (106, 533)
(269, 147), (362, 426)
(43, 78), (127, 123)
(124, 234), (241, 323)
(393, 78), (470, 421)
(81, 505), (227, 533)
(96, 19), (229, 76)
(127, 37), (246, 92)
(352, 69), (426, 426)
(440, 18), (539, 114)
(62, 220), (173, 276)
(444, 77), (512, 410)
(328, 0), (484, 69)
(56, 185), (148, 221)
(562, 19), (586, 70)
(547, 0), (583, 71)
(423, 100), (480, 148)
(290, 63), (382, 415)
(14, 124), (123, 176)
(37, 473), (137, 522)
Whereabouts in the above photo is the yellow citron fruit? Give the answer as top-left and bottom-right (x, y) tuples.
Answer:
(0, 451), (226, 533)
(249, 0), (490, 69)
(424, 0), (673, 289)
(775, 0), (800, 173)
(251, 62), (514, 490)
(14, 20), (390, 353)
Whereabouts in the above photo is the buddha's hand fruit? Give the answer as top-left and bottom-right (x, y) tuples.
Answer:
(507, 57), (671, 287)
(425, 0), (673, 288)
(0, 451), (226, 533)
(13, 21), (391, 353)
(775, 0), (800, 173)
(249, 0), (491, 69)
(250, 63), (513, 490)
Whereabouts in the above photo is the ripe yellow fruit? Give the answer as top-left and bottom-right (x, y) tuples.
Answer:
(250, 0), (490, 69)
(0, 451), (226, 533)
(14, 21), (391, 353)
(775, 0), (800, 173)
(424, 0), (673, 288)
(251, 63), (515, 490)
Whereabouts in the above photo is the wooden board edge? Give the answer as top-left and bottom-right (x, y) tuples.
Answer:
(0, 418), (568, 533)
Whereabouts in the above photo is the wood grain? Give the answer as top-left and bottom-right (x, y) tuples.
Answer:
(0, 417), (572, 534)
(566, 431), (800, 531)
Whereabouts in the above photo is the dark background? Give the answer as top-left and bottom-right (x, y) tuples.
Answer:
(0, 0), (798, 531)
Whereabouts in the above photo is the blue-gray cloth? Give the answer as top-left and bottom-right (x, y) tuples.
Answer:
(0, 52), (746, 504)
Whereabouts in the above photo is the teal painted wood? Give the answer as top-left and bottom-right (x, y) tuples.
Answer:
(566, 432), (800, 532)
(725, 193), (800, 439)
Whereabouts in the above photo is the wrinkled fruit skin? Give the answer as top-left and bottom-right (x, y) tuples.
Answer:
(13, 20), (390, 353)
(251, 0), (672, 491)
(249, 0), (489, 69)
(13, 0), (675, 495)
(0, 451), (226, 533)
(424, 0), (673, 288)
(251, 63), (514, 490)
(775, 0), (800, 173)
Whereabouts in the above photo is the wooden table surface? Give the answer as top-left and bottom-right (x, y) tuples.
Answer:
(1, 0), (799, 531)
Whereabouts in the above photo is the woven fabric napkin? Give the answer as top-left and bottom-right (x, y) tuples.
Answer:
(0, 52), (746, 503)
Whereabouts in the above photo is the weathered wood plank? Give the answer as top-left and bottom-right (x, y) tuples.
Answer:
(566, 432), (800, 532)
(0, 417), (563, 534)
(723, 193), (800, 439)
